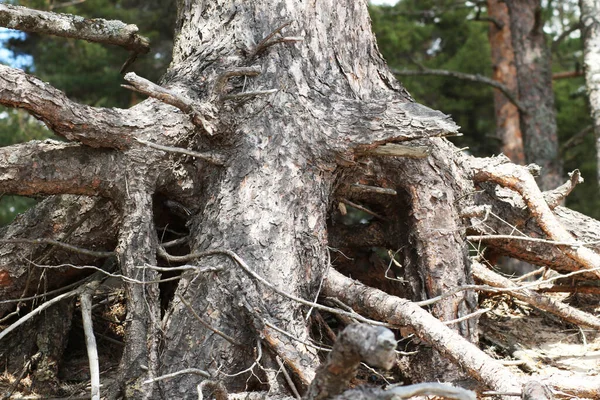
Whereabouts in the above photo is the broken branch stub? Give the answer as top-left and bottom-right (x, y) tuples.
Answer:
(305, 324), (396, 400)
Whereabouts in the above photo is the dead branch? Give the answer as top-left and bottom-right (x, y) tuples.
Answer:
(349, 184), (397, 196)
(391, 68), (525, 112)
(472, 159), (600, 279)
(123, 73), (217, 133)
(542, 169), (583, 208)
(334, 383), (476, 400)
(142, 368), (211, 384)
(538, 285), (600, 295)
(305, 324), (396, 400)
(80, 285), (101, 400)
(472, 261), (600, 329)
(0, 4), (149, 54)
(323, 269), (523, 397)
(0, 140), (122, 196)
(250, 21), (303, 57)
(0, 65), (140, 149)
(0, 272), (102, 342)
(417, 265), (600, 307)
(214, 66), (262, 95)
(135, 138), (225, 165)
(157, 246), (387, 327)
(0, 238), (114, 258)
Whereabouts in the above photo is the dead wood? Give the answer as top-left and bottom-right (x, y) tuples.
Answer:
(305, 324), (396, 400)
(323, 268), (522, 397)
(0, 4), (149, 54)
(472, 260), (600, 329)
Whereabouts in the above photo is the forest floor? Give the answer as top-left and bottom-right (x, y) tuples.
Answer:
(0, 282), (598, 399)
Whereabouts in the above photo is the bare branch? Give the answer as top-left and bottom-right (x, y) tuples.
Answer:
(80, 287), (101, 400)
(251, 21), (296, 57)
(143, 368), (210, 385)
(340, 198), (386, 220)
(123, 72), (216, 134)
(0, 273), (102, 342)
(0, 4), (149, 54)
(214, 66), (262, 96)
(543, 169), (583, 208)
(135, 138), (225, 166)
(323, 268), (523, 395)
(336, 382), (476, 400)
(472, 160), (600, 279)
(0, 238), (114, 258)
(472, 261), (600, 329)
(0, 65), (139, 148)
(358, 143), (430, 158)
(392, 68), (526, 112)
(0, 140), (122, 196)
(157, 246), (388, 327)
(350, 184), (397, 196)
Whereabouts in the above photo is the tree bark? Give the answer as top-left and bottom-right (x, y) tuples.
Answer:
(1, 1), (599, 399)
(580, 0), (600, 187)
(505, 0), (563, 190)
(487, 0), (525, 165)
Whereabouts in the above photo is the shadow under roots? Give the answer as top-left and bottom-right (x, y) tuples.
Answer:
(152, 192), (192, 316)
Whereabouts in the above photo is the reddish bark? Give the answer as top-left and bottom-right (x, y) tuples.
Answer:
(487, 0), (525, 165)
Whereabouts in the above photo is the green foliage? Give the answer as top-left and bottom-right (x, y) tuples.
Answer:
(370, 1), (497, 156)
(369, 0), (599, 218)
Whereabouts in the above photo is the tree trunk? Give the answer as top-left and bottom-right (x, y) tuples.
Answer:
(580, 0), (600, 187)
(487, 0), (525, 165)
(2, 1), (599, 399)
(505, 0), (563, 190)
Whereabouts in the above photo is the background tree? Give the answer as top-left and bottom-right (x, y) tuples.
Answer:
(371, 0), (599, 217)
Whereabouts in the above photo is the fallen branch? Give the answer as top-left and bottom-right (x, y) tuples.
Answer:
(334, 382), (476, 400)
(472, 261), (600, 329)
(80, 286), (100, 400)
(323, 268), (523, 396)
(472, 159), (600, 279)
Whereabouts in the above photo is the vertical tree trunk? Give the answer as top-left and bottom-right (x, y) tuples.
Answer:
(487, 0), (525, 165)
(505, 0), (563, 190)
(580, 0), (600, 187)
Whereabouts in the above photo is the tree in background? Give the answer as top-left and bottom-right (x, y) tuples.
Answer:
(371, 0), (599, 217)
